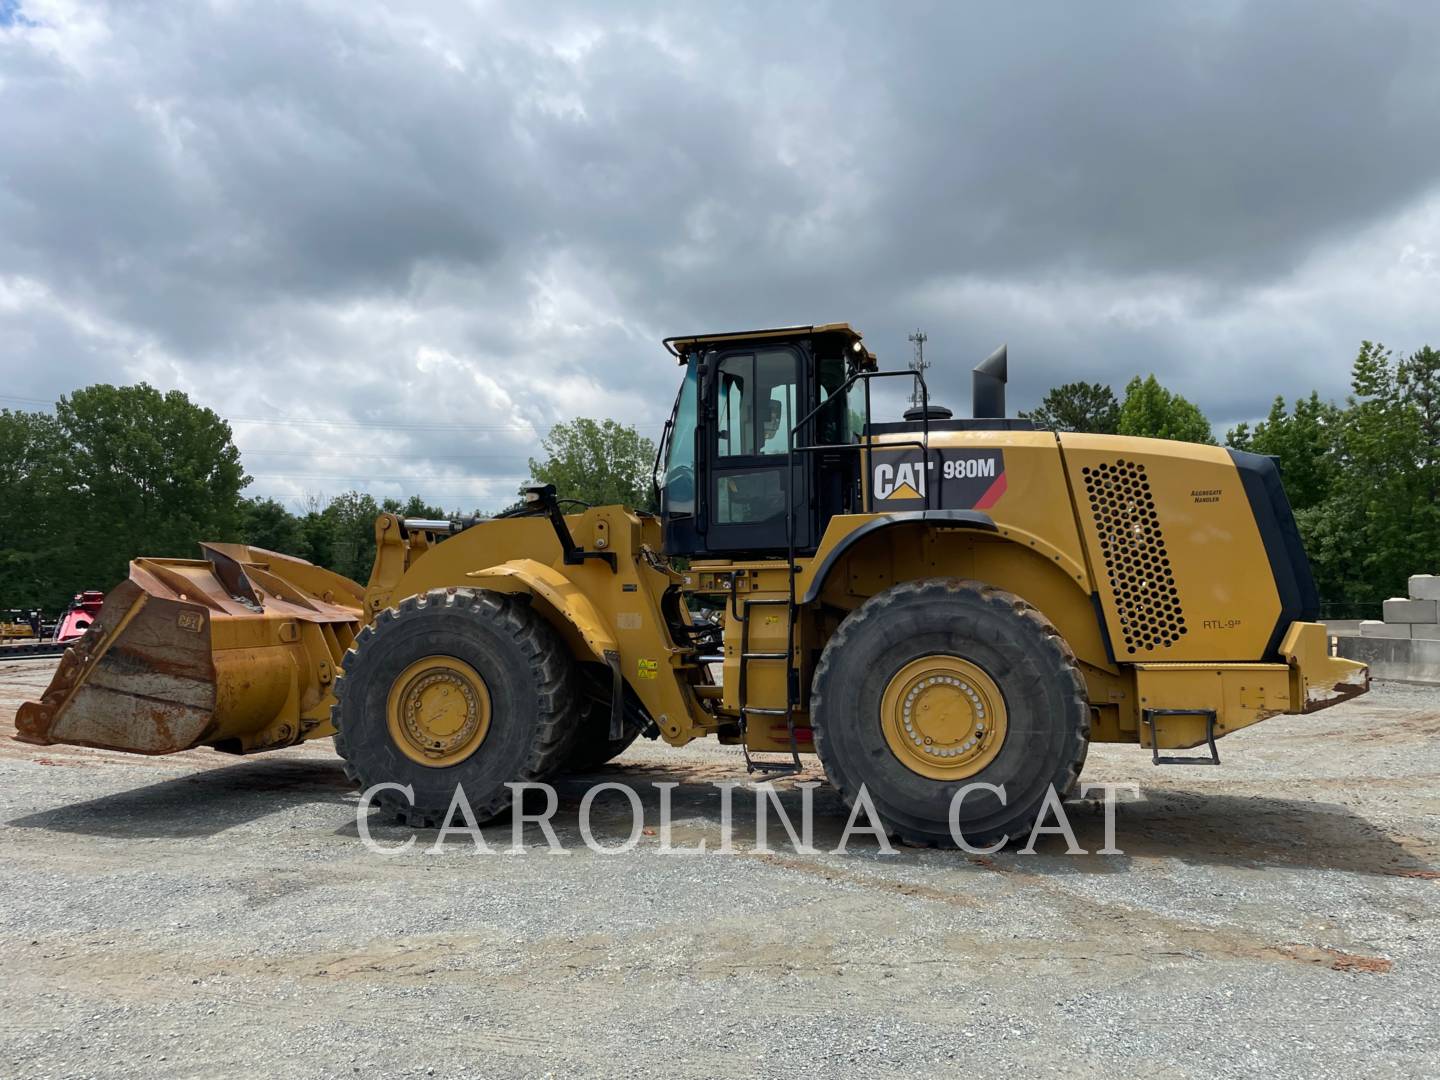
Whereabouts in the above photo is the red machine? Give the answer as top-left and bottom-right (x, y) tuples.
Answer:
(54, 591), (105, 643)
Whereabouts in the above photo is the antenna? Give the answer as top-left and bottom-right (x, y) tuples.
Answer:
(906, 329), (929, 408)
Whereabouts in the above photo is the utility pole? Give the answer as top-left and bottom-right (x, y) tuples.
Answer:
(907, 330), (929, 409)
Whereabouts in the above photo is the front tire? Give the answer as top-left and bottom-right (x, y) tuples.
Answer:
(561, 668), (646, 772)
(333, 588), (581, 828)
(811, 578), (1089, 848)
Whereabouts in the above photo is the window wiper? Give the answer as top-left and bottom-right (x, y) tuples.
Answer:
(651, 384), (683, 506)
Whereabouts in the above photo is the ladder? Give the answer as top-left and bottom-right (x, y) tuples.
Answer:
(733, 579), (803, 777)
(725, 358), (937, 780)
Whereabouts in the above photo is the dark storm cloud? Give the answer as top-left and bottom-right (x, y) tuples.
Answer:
(857, 3), (1440, 279)
(2, 0), (1438, 507)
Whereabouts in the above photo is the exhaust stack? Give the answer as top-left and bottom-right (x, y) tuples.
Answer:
(972, 344), (1008, 419)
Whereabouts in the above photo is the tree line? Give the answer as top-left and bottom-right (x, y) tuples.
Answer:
(1024, 343), (1439, 614)
(0, 389), (659, 614)
(235, 418), (660, 588)
(1, 341), (1433, 616)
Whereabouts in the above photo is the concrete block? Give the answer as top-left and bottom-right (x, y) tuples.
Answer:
(1413, 622), (1440, 640)
(1360, 620), (1411, 639)
(1409, 575), (1440, 601)
(1335, 634), (1440, 685)
(1383, 597), (1439, 624)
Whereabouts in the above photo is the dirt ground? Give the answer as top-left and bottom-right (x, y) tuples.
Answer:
(1, 657), (1437, 1079)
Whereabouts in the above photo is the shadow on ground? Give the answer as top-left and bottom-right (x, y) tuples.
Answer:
(7, 757), (352, 838)
(352, 759), (1436, 879)
(7, 752), (1433, 878)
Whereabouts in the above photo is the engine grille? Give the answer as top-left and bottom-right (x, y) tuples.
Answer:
(1082, 459), (1187, 654)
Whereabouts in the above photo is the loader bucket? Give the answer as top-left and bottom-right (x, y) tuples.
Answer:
(16, 544), (364, 756)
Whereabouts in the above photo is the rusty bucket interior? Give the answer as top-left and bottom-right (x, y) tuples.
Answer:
(16, 544), (364, 756)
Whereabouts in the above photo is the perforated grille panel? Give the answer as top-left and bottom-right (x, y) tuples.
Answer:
(1082, 459), (1187, 654)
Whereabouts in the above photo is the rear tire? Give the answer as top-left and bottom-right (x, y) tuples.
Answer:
(811, 578), (1089, 848)
(333, 588), (581, 828)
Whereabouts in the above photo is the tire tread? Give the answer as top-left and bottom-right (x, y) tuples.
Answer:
(331, 587), (580, 828)
(811, 577), (1090, 848)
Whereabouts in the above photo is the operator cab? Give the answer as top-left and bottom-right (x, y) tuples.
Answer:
(656, 324), (874, 558)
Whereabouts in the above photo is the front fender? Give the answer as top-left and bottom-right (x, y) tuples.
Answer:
(464, 558), (618, 664)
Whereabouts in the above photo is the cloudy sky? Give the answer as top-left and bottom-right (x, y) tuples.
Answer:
(3, 1), (1438, 512)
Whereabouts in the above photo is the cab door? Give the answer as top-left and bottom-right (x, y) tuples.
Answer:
(704, 345), (811, 554)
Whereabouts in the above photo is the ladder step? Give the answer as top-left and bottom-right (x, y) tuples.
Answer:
(746, 757), (803, 776)
(1143, 708), (1220, 766)
(1151, 754), (1221, 766)
(734, 588), (801, 780)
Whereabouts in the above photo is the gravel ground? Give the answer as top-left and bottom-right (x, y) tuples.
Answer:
(1, 657), (1437, 1079)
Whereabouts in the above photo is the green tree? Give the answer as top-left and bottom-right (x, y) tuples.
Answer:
(244, 493), (459, 576)
(55, 385), (249, 598)
(1300, 342), (1440, 610)
(1398, 344), (1440, 501)
(381, 495), (448, 520)
(1021, 381), (1120, 433)
(1225, 392), (1341, 512)
(526, 418), (658, 511)
(319, 491), (382, 584)
(298, 505), (334, 570)
(0, 410), (68, 610)
(0, 386), (248, 611)
(240, 497), (305, 555)
(1117, 375), (1216, 444)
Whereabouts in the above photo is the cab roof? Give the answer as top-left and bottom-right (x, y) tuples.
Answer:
(662, 323), (877, 368)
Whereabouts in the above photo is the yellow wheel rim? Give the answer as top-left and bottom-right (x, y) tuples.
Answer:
(879, 654), (1008, 780)
(385, 655), (492, 767)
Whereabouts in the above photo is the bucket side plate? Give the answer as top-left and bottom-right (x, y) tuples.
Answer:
(16, 550), (363, 755)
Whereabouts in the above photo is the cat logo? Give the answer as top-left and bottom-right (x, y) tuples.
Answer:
(871, 448), (1007, 510)
(873, 460), (928, 501)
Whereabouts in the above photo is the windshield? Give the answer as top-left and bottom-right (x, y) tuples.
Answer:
(661, 356), (698, 515)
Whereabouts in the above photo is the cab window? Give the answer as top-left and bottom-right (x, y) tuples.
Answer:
(713, 347), (799, 527)
(716, 349), (796, 458)
(817, 355), (858, 445)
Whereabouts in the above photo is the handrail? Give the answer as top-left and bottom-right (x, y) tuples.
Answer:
(786, 367), (934, 526)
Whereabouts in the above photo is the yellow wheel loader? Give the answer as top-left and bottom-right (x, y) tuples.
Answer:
(17, 324), (1369, 846)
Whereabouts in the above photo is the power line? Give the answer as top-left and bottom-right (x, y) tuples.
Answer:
(0, 392), (542, 429)
(248, 494), (513, 504)
(247, 478), (529, 486)
(1, 394), (666, 433)
(228, 413), (668, 432)
(229, 416), (542, 432)
(0, 394), (56, 406)
(240, 450), (533, 459)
